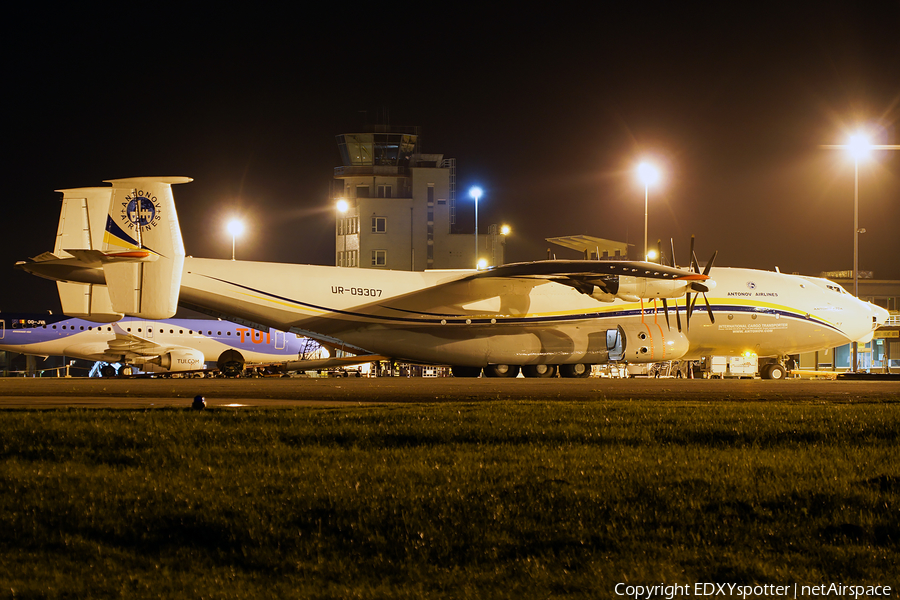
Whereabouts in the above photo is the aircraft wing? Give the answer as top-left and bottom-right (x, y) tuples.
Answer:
(105, 324), (170, 358)
(469, 259), (707, 282)
(293, 259), (710, 336)
(279, 354), (390, 372)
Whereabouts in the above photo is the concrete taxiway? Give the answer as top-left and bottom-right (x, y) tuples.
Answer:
(1, 376), (898, 408)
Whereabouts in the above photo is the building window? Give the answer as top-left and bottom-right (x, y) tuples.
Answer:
(337, 250), (359, 267)
(337, 216), (358, 235)
(377, 185), (392, 198)
(356, 185), (370, 198)
(371, 216), (386, 233)
(371, 250), (387, 267)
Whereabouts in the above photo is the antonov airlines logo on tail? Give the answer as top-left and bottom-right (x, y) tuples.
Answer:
(120, 190), (162, 231)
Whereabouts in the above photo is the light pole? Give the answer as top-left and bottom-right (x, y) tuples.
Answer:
(469, 186), (483, 268)
(822, 134), (899, 371)
(636, 162), (660, 261)
(226, 219), (244, 261)
(848, 134), (871, 372)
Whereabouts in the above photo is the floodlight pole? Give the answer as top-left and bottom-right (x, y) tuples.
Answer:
(852, 156), (859, 371)
(644, 183), (649, 262)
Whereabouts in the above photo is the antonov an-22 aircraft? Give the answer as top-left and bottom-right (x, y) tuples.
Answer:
(16, 177), (889, 379)
(0, 314), (319, 376)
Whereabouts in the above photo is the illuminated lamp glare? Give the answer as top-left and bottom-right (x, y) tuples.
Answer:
(227, 219), (244, 237)
(637, 162), (660, 186)
(846, 133), (872, 161)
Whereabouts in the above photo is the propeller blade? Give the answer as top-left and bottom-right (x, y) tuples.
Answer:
(657, 239), (665, 266)
(689, 235), (698, 272)
(703, 250), (718, 276)
(691, 282), (710, 293)
(670, 238), (677, 269)
(662, 298), (671, 330)
(703, 292), (715, 323)
(686, 291), (694, 331)
(674, 297), (682, 332)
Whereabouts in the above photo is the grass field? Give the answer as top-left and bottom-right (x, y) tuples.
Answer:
(1, 400), (898, 598)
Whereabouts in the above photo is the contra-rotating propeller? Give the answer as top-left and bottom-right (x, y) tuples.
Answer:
(657, 235), (717, 332)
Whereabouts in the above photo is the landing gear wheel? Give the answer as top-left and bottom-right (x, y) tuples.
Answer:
(523, 364), (558, 378)
(217, 349), (245, 378)
(483, 364), (520, 378)
(451, 366), (483, 378)
(766, 364), (786, 380)
(100, 364), (117, 378)
(559, 364), (591, 378)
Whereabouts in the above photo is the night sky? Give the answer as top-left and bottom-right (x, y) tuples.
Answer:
(4, 3), (899, 313)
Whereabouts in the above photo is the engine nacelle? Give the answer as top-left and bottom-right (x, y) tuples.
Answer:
(151, 348), (205, 372)
(614, 276), (714, 301)
(618, 323), (690, 363)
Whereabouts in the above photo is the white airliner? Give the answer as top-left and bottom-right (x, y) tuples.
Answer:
(0, 314), (320, 376)
(16, 177), (889, 379)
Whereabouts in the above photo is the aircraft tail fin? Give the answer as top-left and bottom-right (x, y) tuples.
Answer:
(99, 177), (191, 319)
(50, 177), (191, 320)
(52, 187), (122, 321)
(56, 281), (122, 322)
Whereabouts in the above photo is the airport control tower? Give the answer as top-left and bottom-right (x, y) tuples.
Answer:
(332, 124), (503, 271)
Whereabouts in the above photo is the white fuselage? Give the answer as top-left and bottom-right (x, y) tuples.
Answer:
(176, 258), (887, 367)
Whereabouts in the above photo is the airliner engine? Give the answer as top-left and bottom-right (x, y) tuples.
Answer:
(149, 349), (205, 372)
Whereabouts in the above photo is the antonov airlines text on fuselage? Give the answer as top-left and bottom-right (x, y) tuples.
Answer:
(16, 177), (888, 379)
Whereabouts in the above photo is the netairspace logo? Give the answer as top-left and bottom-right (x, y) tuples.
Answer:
(614, 582), (893, 599)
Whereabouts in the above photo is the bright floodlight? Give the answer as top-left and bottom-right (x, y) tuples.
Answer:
(227, 219), (245, 237)
(476, 258), (488, 270)
(336, 198), (349, 213)
(227, 219), (245, 261)
(847, 133), (872, 161)
(469, 186), (483, 200)
(637, 162), (660, 186)
(500, 224), (511, 236)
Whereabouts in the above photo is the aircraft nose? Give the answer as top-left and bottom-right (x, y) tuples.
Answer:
(871, 304), (890, 327)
